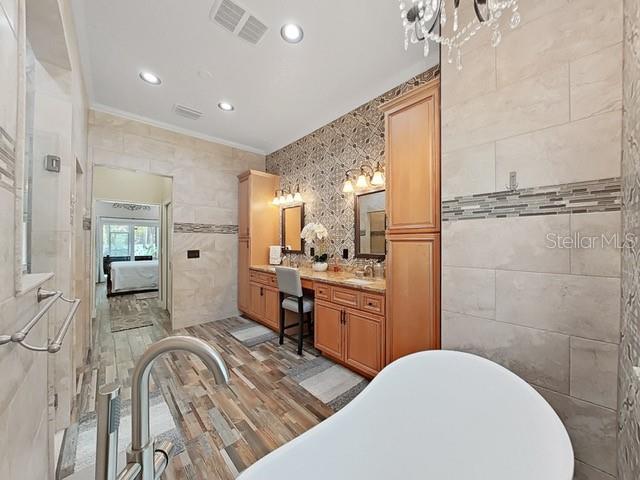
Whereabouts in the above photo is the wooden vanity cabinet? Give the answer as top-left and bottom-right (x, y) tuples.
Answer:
(382, 79), (441, 364)
(314, 283), (385, 378)
(237, 170), (280, 318)
(247, 272), (280, 330)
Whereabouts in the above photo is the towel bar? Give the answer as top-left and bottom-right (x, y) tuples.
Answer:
(0, 288), (81, 353)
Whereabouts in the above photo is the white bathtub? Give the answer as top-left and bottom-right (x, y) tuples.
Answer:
(238, 350), (574, 480)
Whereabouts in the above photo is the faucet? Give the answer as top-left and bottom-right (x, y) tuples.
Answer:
(363, 262), (374, 278)
(96, 336), (230, 480)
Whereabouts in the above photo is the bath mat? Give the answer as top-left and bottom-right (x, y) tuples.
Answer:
(110, 316), (153, 333)
(228, 319), (278, 347)
(134, 291), (159, 300)
(287, 357), (368, 412)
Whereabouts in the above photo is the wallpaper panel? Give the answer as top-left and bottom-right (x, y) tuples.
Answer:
(618, 0), (640, 477)
(266, 66), (440, 260)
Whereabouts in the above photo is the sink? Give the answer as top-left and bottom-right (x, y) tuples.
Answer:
(344, 278), (373, 286)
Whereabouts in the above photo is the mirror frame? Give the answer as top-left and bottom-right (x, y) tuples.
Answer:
(281, 204), (305, 254)
(354, 189), (386, 260)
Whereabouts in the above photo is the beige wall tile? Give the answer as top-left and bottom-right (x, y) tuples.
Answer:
(536, 386), (617, 475)
(442, 267), (495, 319)
(442, 215), (571, 273)
(441, 46), (496, 109)
(442, 310), (570, 393)
(123, 133), (176, 161)
(570, 337), (618, 409)
(495, 270), (620, 343)
(88, 125), (124, 152)
(0, 9), (17, 140)
(496, 0), (622, 87)
(442, 142), (495, 199)
(91, 147), (151, 173)
(570, 212), (622, 277)
(0, 188), (15, 302)
(495, 112), (622, 189)
(443, 66), (570, 152)
(570, 44), (623, 121)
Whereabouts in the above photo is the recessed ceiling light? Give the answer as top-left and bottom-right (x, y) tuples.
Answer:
(139, 71), (161, 85)
(281, 23), (304, 43)
(218, 101), (234, 112)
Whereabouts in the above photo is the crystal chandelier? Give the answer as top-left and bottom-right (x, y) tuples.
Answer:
(399, 0), (521, 70)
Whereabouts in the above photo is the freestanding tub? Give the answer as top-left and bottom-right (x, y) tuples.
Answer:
(238, 350), (574, 480)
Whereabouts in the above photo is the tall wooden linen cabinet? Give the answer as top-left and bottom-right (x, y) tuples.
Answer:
(381, 80), (441, 364)
(237, 170), (280, 315)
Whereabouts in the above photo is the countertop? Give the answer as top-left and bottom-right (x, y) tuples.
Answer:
(250, 265), (386, 293)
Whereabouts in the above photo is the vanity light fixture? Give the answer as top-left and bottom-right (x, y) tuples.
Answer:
(272, 185), (304, 206)
(281, 23), (304, 44)
(218, 101), (235, 112)
(139, 71), (162, 85)
(342, 162), (385, 193)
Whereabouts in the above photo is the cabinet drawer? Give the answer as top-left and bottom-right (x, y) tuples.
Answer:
(249, 271), (273, 286)
(315, 283), (331, 300)
(331, 287), (360, 309)
(361, 293), (385, 315)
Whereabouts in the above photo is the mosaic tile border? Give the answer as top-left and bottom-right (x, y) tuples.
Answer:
(82, 217), (91, 231)
(442, 177), (621, 222)
(0, 126), (16, 193)
(173, 223), (238, 234)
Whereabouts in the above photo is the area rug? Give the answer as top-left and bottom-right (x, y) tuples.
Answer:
(134, 291), (159, 300)
(110, 316), (153, 333)
(287, 357), (369, 412)
(228, 319), (278, 347)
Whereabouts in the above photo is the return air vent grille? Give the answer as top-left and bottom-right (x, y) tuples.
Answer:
(209, 0), (269, 45)
(238, 15), (268, 45)
(173, 104), (203, 120)
(211, 0), (245, 33)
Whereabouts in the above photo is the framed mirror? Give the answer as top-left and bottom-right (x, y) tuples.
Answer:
(282, 204), (304, 253)
(355, 190), (386, 259)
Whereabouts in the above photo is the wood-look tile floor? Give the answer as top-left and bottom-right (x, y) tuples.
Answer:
(71, 286), (334, 479)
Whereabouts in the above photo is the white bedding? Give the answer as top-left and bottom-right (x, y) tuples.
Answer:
(111, 260), (159, 292)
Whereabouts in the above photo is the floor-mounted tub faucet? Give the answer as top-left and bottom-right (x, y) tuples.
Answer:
(95, 336), (230, 480)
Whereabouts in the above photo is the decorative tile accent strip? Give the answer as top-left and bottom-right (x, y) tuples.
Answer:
(442, 177), (621, 222)
(174, 223), (238, 234)
(82, 217), (91, 231)
(267, 65), (440, 259)
(0, 126), (15, 193)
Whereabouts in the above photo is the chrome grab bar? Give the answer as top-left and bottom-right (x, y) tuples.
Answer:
(0, 288), (81, 353)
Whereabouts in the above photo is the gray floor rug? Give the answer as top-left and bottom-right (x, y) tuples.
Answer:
(228, 318), (278, 347)
(287, 356), (369, 412)
(134, 291), (159, 300)
(110, 316), (153, 333)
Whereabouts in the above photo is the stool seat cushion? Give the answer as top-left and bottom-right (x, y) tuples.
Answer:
(282, 296), (314, 313)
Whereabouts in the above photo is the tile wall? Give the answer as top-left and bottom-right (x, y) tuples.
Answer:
(87, 112), (265, 329)
(266, 66), (440, 260)
(617, 0), (640, 477)
(441, 1), (623, 478)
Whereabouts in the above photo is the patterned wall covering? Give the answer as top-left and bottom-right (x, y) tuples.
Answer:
(266, 66), (440, 260)
(618, 0), (640, 477)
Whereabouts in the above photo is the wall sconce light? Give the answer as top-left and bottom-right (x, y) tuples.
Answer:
(342, 162), (385, 193)
(272, 184), (304, 206)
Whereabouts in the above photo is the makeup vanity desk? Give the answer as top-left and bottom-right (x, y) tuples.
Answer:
(246, 266), (386, 377)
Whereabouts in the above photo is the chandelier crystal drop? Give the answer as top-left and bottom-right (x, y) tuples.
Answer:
(399, 0), (521, 70)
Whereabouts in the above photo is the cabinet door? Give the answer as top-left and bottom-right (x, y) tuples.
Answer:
(386, 234), (440, 363)
(314, 300), (344, 360)
(238, 240), (250, 313)
(238, 176), (250, 237)
(263, 287), (280, 330)
(249, 283), (266, 320)
(384, 83), (440, 234)
(345, 310), (383, 376)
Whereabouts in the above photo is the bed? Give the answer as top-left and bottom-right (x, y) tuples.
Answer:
(108, 259), (159, 295)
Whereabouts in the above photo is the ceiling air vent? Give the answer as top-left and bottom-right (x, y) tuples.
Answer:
(209, 0), (269, 45)
(238, 15), (268, 45)
(174, 104), (203, 120)
(211, 0), (245, 33)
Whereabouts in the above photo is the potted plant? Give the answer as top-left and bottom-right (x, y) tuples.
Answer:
(300, 223), (330, 272)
